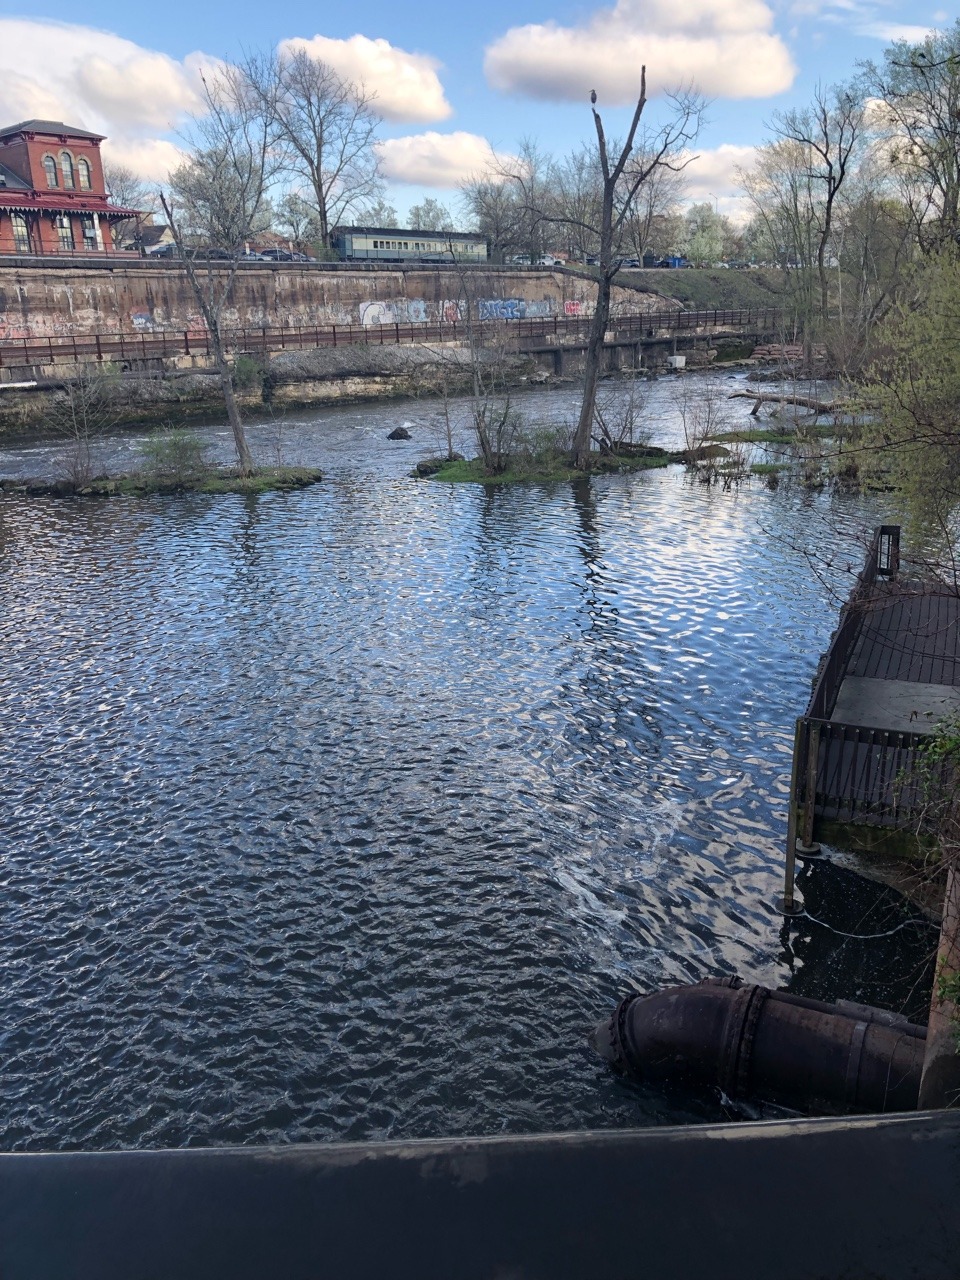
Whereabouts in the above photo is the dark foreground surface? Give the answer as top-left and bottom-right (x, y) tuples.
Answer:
(1, 1111), (958, 1280)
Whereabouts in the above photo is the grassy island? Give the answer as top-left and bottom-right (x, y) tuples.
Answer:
(2, 466), (323, 499)
(419, 448), (678, 485)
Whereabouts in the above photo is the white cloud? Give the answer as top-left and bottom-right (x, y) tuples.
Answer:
(0, 19), (206, 134)
(100, 138), (187, 184)
(484, 0), (796, 102)
(377, 132), (515, 187)
(682, 144), (757, 199)
(280, 35), (452, 123)
(0, 18), (211, 181)
(856, 21), (936, 40)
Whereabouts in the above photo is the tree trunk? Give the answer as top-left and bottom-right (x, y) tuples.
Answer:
(729, 390), (844, 415)
(211, 331), (255, 475)
(573, 272), (612, 468)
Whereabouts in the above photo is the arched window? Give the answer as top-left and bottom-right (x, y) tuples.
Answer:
(60, 151), (75, 189)
(11, 212), (30, 253)
(77, 157), (91, 191)
(43, 155), (58, 187)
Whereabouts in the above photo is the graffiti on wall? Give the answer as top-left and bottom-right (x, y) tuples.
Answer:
(478, 298), (521, 320)
(439, 299), (465, 323)
(0, 313), (88, 339)
(0, 317), (30, 340)
(360, 299), (429, 326)
(477, 298), (557, 321)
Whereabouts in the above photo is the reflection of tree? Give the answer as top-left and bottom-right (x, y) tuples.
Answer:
(778, 860), (936, 1024)
(566, 478), (667, 776)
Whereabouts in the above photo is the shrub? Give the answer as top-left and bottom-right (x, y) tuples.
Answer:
(232, 355), (265, 390)
(140, 428), (209, 485)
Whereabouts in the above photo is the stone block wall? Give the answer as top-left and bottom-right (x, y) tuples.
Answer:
(0, 263), (671, 340)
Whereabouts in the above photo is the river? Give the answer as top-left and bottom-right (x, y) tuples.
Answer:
(0, 372), (936, 1151)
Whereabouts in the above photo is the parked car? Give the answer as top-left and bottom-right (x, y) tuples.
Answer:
(146, 242), (180, 258)
(258, 248), (296, 261)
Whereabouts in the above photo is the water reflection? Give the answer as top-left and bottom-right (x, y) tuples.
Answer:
(0, 388), (933, 1151)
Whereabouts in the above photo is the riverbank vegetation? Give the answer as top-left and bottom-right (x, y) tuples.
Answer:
(424, 448), (674, 485)
(29, 394), (322, 497)
(2, 466), (323, 499)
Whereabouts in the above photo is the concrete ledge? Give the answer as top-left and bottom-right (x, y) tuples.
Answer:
(0, 1112), (958, 1279)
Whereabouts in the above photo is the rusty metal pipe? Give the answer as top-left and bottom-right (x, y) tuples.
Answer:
(594, 977), (924, 1115)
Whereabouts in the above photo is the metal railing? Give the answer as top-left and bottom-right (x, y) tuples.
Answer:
(0, 308), (782, 370)
(778, 524), (944, 913)
(804, 525), (901, 722)
(780, 526), (915, 909)
(795, 718), (931, 833)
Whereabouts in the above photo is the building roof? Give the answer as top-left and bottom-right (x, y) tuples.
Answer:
(0, 120), (105, 142)
(139, 223), (173, 247)
(0, 192), (141, 217)
(0, 162), (30, 191)
(334, 225), (483, 241)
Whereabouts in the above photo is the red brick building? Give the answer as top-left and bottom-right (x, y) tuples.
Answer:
(0, 119), (141, 256)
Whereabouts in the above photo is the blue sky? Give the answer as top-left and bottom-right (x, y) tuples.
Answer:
(0, 0), (950, 221)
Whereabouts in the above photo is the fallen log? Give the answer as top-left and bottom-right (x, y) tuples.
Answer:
(729, 390), (846, 416)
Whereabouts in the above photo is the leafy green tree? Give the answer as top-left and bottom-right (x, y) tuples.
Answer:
(861, 22), (960, 252)
(408, 198), (454, 231)
(276, 191), (323, 248)
(859, 249), (960, 546)
(680, 202), (728, 265)
(355, 197), (399, 227)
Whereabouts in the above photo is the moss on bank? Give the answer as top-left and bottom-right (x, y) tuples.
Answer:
(1, 466), (323, 498)
(421, 450), (675, 485)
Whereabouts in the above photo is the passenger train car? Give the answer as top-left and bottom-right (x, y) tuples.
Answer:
(331, 226), (489, 264)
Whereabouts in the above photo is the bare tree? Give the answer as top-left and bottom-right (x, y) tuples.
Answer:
(47, 365), (119, 488)
(161, 65), (274, 475)
(771, 84), (866, 333)
(621, 157), (685, 261)
(548, 143), (603, 261)
(459, 175), (524, 262)
(102, 163), (154, 250)
(241, 47), (383, 248)
(515, 72), (703, 468)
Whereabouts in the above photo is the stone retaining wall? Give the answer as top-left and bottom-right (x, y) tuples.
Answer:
(0, 264), (671, 340)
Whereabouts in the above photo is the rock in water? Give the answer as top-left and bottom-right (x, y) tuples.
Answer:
(387, 426), (412, 440)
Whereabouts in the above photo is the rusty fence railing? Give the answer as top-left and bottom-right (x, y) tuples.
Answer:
(0, 308), (783, 370)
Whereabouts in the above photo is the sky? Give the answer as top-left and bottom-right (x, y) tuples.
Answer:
(0, 0), (950, 224)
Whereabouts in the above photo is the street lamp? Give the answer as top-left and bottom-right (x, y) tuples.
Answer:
(707, 192), (720, 215)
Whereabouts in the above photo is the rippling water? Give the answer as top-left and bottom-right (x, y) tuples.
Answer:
(0, 377), (937, 1151)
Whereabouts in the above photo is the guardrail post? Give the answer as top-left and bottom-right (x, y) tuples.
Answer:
(776, 718), (807, 916)
(798, 720), (822, 856)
